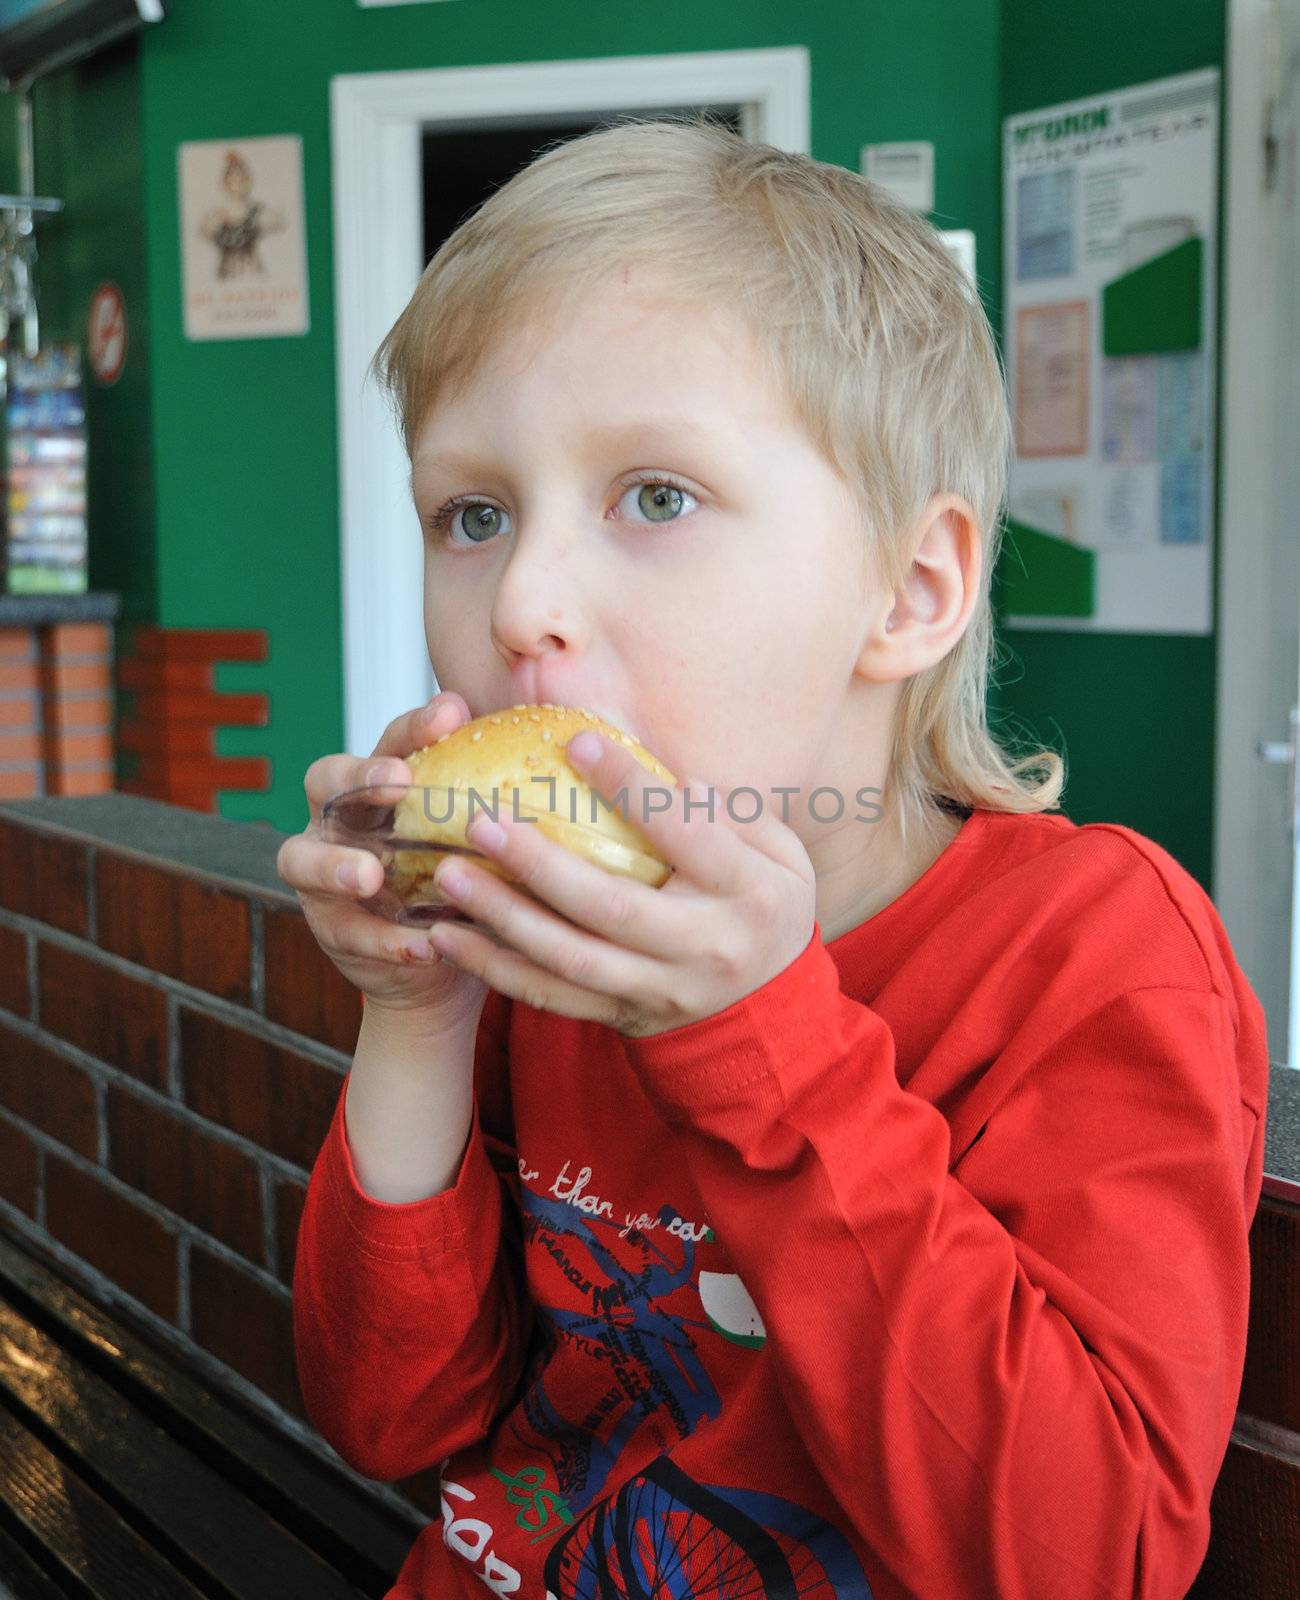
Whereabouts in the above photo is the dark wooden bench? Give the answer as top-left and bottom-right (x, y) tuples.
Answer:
(0, 1228), (423, 1598)
(1187, 1180), (1300, 1599)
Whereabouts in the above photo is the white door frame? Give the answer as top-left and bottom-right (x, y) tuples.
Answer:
(329, 48), (810, 760)
(1215, 0), (1296, 1062)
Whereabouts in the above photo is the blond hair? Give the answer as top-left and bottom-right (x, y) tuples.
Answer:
(370, 113), (1065, 854)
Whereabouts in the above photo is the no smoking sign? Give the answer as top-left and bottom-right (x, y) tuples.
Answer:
(87, 282), (127, 385)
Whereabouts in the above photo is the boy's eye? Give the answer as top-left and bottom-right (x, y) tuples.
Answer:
(428, 475), (699, 547)
(440, 501), (504, 545)
(619, 478), (696, 524)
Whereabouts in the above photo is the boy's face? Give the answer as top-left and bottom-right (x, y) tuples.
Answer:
(410, 265), (930, 881)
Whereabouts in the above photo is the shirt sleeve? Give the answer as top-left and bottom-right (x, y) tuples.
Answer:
(617, 925), (1263, 1600)
(291, 986), (534, 1482)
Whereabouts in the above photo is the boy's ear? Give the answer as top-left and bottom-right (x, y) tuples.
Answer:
(856, 493), (981, 683)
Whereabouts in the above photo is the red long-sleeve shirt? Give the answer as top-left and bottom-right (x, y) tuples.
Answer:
(292, 804), (1269, 1599)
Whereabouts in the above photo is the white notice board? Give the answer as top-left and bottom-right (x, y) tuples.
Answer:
(1002, 68), (1219, 634)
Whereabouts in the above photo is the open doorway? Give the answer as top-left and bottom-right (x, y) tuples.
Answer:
(422, 112), (743, 266)
(330, 48), (808, 766)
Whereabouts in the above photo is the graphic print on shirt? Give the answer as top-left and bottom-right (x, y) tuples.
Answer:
(539, 1454), (875, 1600)
(509, 1170), (726, 1515)
(448, 1154), (873, 1597)
(697, 1268), (767, 1347)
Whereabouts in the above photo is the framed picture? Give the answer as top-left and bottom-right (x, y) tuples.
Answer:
(178, 135), (309, 340)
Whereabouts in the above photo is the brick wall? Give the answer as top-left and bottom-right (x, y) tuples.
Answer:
(0, 796), (444, 1523)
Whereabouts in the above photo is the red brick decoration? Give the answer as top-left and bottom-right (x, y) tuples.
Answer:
(116, 625), (270, 811)
(0, 621), (115, 799)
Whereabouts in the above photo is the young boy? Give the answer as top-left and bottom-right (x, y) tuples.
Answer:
(283, 116), (1269, 1599)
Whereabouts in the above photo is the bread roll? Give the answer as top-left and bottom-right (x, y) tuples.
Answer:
(387, 703), (677, 910)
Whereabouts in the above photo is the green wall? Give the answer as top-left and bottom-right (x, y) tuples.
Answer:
(994, 0), (1227, 886)
(0, 1), (1227, 890)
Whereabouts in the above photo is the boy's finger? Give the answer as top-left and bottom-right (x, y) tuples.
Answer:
(371, 690), (471, 764)
(682, 777), (814, 873)
(303, 753), (410, 820)
(276, 833), (383, 898)
(302, 693), (470, 821)
(425, 915), (628, 1027)
(565, 731), (753, 895)
(444, 818), (683, 960)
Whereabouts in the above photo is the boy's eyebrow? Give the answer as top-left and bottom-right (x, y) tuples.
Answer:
(413, 414), (741, 479)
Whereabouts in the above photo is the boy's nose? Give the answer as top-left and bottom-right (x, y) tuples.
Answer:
(494, 634), (568, 684)
(489, 545), (585, 661)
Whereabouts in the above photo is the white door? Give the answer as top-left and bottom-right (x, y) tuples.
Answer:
(1217, 0), (1300, 1067)
(1280, 0), (1300, 1067)
(1280, 0), (1300, 1068)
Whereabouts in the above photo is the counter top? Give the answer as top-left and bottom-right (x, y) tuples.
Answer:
(0, 791), (291, 904)
(0, 590), (121, 625)
(1262, 1060), (1300, 1205)
(0, 790), (1296, 1203)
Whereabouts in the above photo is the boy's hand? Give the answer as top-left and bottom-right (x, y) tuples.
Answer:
(423, 729), (817, 1038)
(275, 690), (491, 1024)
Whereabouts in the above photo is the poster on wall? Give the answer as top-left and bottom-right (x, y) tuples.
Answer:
(178, 135), (309, 340)
(1001, 67), (1219, 634)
